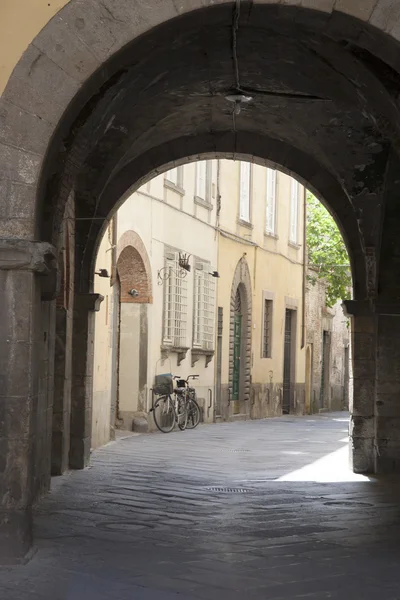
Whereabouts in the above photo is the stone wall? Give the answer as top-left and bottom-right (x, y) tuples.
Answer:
(306, 270), (350, 413)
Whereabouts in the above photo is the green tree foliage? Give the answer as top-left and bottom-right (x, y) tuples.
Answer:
(306, 192), (351, 308)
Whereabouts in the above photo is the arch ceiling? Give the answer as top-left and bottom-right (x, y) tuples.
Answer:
(2, 2), (400, 298)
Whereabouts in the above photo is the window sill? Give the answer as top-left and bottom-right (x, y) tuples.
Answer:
(194, 196), (213, 210)
(191, 347), (215, 368)
(288, 241), (301, 250)
(238, 219), (254, 230)
(161, 344), (189, 366)
(164, 180), (185, 196)
(264, 231), (279, 240)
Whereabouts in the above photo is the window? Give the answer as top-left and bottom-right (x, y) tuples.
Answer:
(195, 160), (210, 201)
(289, 178), (299, 244)
(262, 299), (273, 358)
(266, 168), (277, 234)
(193, 261), (215, 350)
(165, 167), (183, 188)
(163, 250), (188, 347)
(239, 161), (251, 222)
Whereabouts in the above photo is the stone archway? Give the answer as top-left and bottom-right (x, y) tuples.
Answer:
(229, 258), (252, 416)
(4, 0), (400, 560)
(116, 232), (152, 431)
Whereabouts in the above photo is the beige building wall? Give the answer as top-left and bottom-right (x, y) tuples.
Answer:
(91, 225), (115, 450)
(115, 161), (219, 430)
(216, 160), (306, 419)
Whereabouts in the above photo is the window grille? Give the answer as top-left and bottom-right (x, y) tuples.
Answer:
(239, 161), (251, 222)
(163, 251), (188, 347)
(193, 261), (215, 350)
(263, 299), (273, 358)
(290, 178), (299, 243)
(266, 168), (277, 234)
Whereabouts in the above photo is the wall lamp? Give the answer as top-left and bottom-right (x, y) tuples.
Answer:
(210, 271), (220, 278)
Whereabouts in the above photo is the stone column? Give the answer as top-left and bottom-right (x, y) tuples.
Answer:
(70, 293), (103, 469)
(375, 311), (400, 473)
(343, 300), (376, 474)
(0, 239), (57, 562)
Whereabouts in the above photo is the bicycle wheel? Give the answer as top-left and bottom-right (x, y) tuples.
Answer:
(177, 396), (188, 431)
(186, 398), (201, 429)
(153, 395), (176, 433)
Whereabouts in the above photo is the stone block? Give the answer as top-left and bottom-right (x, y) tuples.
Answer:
(0, 182), (36, 220)
(0, 508), (32, 564)
(0, 142), (41, 187)
(0, 100), (53, 156)
(0, 397), (34, 439)
(352, 358), (375, 379)
(86, 0), (178, 50)
(335, 0), (378, 20)
(32, 15), (100, 83)
(376, 392), (400, 416)
(352, 332), (374, 359)
(352, 379), (374, 416)
(301, 0), (334, 11)
(350, 436), (374, 473)
(6, 45), (79, 117)
(369, 0), (400, 31)
(350, 415), (374, 438)
(69, 436), (91, 470)
(376, 417), (400, 441)
(374, 441), (400, 474)
(0, 342), (32, 397)
(0, 219), (35, 239)
(59, 0), (123, 61)
(0, 438), (32, 508)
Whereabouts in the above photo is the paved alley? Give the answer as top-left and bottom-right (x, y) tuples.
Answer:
(2, 413), (400, 599)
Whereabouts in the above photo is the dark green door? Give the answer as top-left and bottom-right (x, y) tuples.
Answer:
(232, 314), (242, 401)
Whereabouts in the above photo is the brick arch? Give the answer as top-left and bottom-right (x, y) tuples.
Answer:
(229, 257), (252, 404)
(117, 231), (152, 304)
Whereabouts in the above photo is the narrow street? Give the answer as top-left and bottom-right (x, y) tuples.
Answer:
(3, 414), (400, 599)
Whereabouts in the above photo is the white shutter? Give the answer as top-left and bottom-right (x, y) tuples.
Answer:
(266, 168), (276, 233)
(239, 162), (251, 221)
(166, 168), (178, 185)
(193, 262), (215, 350)
(196, 161), (207, 199)
(290, 178), (299, 243)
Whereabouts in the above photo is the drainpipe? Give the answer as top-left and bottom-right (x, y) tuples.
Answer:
(301, 187), (307, 350)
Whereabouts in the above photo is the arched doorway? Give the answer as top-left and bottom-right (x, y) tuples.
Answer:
(229, 258), (252, 417)
(4, 0), (400, 558)
(116, 233), (152, 432)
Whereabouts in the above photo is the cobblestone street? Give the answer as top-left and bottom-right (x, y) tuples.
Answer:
(3, 413), (400, 599)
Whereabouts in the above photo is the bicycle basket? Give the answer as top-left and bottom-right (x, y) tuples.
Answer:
(176, 379), (186, 388)
(153, 373), (173, 396)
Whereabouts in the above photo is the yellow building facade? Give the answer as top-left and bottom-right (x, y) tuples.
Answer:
(215, 161), (306, 420)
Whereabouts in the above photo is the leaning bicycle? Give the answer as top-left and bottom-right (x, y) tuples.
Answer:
(174, 375), (201, 429)
(151, 372), (188, 433)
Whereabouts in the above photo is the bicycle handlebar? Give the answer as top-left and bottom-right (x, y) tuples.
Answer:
(173, 375), (199, 382)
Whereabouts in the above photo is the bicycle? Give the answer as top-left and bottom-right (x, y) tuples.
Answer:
(152, 384), (188, 434)
(174, 375), (201, 429)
